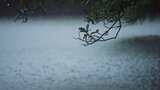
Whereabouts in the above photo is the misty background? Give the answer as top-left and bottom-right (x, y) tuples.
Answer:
(0, 0), (160, 90)
(0, 0), (83, 17)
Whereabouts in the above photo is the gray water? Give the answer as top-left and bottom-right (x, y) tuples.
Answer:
(0, 17), (160, 90)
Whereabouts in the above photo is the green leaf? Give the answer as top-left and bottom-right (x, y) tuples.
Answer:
(79, 27), (87, 32)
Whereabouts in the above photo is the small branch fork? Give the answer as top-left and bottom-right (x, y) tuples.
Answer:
(75, 16), (122, 46)
(4, 0), (46, 23)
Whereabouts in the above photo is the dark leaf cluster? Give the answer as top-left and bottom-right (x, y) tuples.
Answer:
(77, 0), (160, 46)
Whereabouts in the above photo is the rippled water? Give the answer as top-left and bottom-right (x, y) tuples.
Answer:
(0, 17), (160, 90)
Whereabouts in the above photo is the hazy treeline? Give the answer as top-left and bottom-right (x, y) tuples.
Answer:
(0, 0), (83, 16)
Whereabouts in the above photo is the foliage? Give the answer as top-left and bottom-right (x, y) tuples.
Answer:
(1, 0), (160, 45)
(76, 0), (160, 46)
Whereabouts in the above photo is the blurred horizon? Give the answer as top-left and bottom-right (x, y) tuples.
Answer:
(0, 0), (83, 17)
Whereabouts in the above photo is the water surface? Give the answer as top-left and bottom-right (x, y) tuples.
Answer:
(0, 17), (160, 90)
